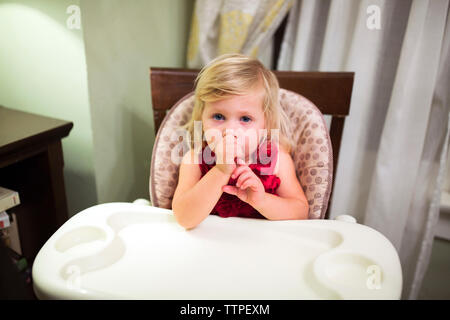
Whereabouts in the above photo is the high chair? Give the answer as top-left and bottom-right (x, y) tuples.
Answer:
(31, 68), (403, 300)
(149, 68), (354, 219)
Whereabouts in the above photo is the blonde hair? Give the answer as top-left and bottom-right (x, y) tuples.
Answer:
(180, 53), (294, 154)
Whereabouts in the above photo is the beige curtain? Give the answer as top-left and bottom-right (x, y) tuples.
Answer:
(278, 0), (450, 299)
(186, 0), (293, 68)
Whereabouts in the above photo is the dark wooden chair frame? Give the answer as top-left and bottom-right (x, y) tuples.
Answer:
(150, 67), (354, 219)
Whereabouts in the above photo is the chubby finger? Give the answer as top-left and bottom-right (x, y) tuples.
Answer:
(236, 171), (253, 187)
(222, 185), (238, 195)
(236, 157), (246, 166)
(223, 139), (238, 158)
(241, 178), (258, 191)
(231, 143), (245, 164)
(235, 143), (245, 160)
(231, 165), (251, 179)
(223, 138), (236, 151)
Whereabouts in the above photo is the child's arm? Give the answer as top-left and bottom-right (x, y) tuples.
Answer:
(253, 194), (309, 220)
(253, 148), (309, 220)
(223, 147), (309, 220)
(171, 150), (231, 229)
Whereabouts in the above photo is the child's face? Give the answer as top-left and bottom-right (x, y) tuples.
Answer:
(201, 85), (266, 158)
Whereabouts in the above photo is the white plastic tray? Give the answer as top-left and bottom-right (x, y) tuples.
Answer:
(32, 202), (402, 299)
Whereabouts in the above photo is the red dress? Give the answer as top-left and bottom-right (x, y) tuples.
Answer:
(198, 140), (281, 219)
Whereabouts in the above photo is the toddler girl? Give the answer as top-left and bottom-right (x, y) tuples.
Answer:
(172, 54), (309, 229)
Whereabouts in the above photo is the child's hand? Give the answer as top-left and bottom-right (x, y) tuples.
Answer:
(222, 164), (266, 207)
(213, 132), (245, 175)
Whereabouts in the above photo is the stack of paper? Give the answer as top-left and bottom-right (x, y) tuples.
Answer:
(0, 186), (20, 212)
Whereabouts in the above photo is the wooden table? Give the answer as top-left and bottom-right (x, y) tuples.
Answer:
(0, 105), (73, 263)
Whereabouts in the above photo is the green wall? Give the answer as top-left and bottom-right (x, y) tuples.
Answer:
(0, 0), (97, 217)
(0, 0), (194, 216)
(80, 0), (193, 204)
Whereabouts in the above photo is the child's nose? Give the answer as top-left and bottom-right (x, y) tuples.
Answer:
(223, 128), (246, 142)
(222, 130), (237, 138)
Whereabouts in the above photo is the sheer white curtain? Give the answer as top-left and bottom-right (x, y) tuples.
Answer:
(278, 0), (450, 299)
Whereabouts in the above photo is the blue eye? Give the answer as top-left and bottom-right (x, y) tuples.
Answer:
(213, 113), (224, 120)
(241, 116), (251, 122)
